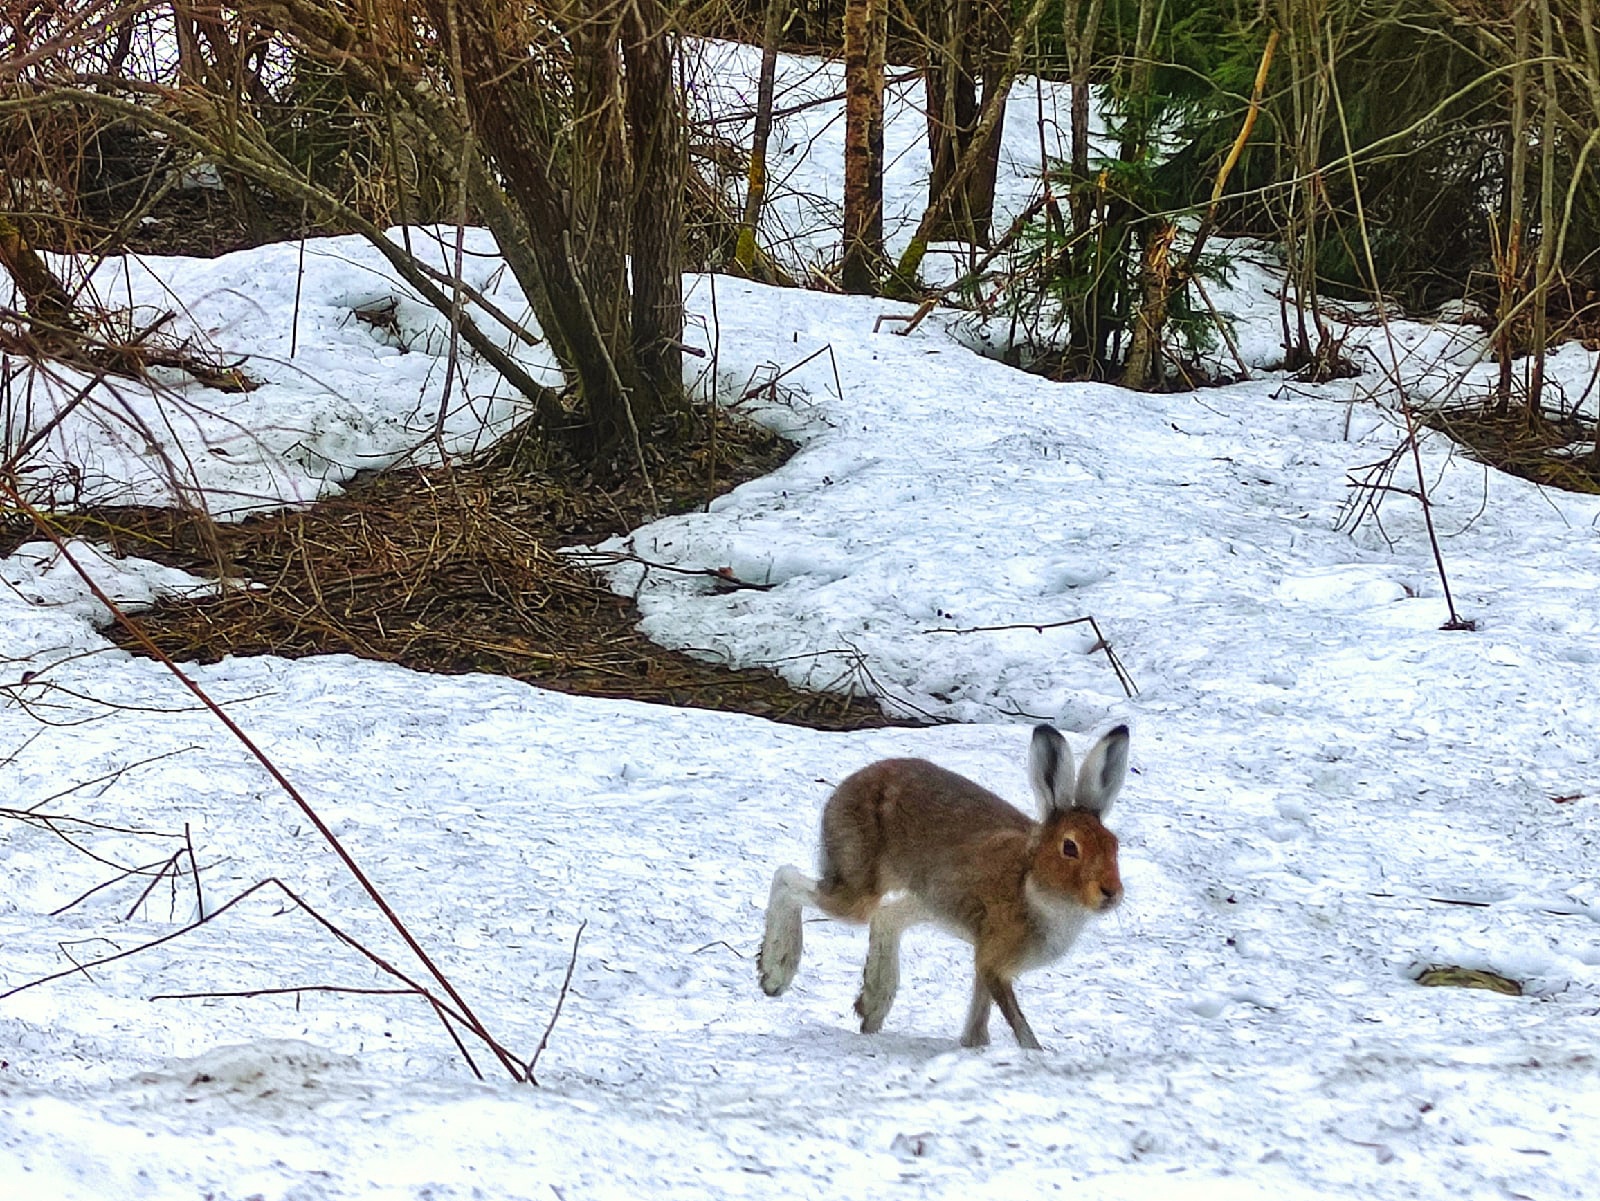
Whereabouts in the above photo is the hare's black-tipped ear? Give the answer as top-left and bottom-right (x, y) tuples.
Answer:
(1029, 724), (1075, 819)
(1074, 724), (1130, 816)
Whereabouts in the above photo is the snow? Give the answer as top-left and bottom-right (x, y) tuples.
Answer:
(10, 228), (555, 516)
(5, 42), (1600, 1201)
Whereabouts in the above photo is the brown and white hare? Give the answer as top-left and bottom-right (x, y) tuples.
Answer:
(758, 723), (1129, 1049)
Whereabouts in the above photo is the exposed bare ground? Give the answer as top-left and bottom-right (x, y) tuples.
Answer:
(38, 417), (916, 732)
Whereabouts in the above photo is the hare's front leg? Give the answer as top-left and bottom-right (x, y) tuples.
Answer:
(983, 968), (1042, 1050)
(960, 973), (993, 1047)
(855, 897), (927, 1033)
(759, 866), (816, 996)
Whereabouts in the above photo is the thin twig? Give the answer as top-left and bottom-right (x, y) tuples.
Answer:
(922, 615), (1138, 697)
(5, 875), (523, 1082)
(698, 66), (924, 128)
(6, 879), (277, 1000)
(1190, 273), (1251, 380)
(184, 821), (204, 921)
(0, 487), (527, 1082)
(48, 854), (174, 917)
(123, 849), (182, 920)
(150, 984), (420, 1001)
(736, 343), (832, 401)
(528, 919), (586, 1087)
(1326, 27), (1471, 633)
(570, 547), (775, 591)
(407, 255), (542, 348)
(691, 940), (744, 957)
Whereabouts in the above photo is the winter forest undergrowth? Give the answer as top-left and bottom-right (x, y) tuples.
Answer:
(3, 10), (1600, 1201)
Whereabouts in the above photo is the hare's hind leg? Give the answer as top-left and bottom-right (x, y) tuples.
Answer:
(760, 865), (877, 996)
(854, 896), (928, 1033)
(759, 866), (816, 996)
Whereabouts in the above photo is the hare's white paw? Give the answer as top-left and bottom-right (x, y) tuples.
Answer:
(855, 914), (906, 1032)
(854, 985), (892, 1033)
(759, 867), (808, 996)
(759, 910), (801, 996)
(855, 960), (897, 1031)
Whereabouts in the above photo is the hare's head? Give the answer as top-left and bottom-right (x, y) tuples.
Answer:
(1027, 724), (1129, 912)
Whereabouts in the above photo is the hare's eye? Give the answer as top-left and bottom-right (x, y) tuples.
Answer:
(1061, 838), (1080, 860)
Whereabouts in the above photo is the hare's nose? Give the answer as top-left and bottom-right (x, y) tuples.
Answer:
(1099, 887), (1123, 912)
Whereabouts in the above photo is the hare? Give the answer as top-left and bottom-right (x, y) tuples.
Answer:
(758, 724), (1129, 1050)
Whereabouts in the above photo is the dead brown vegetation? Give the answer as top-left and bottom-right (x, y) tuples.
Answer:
(1427, 402), (1600, 494)
(41, 417), (912, 731)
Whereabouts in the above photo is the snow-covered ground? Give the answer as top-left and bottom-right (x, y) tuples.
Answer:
(6, 227), (559, 516)
(5, 44), (1600, 1201)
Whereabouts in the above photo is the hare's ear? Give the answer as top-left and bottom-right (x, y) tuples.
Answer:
(1029, 725), (1075, 819)
(1074, 725), (1130, 816)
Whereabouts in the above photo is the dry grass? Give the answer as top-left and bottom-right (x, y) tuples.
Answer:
(47, 418), (915, 732)
(1427, 403), (1600, 495)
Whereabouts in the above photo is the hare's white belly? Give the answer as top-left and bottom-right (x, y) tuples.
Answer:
(883, 888), (977, 944)
(1021, 880), (1090, 970)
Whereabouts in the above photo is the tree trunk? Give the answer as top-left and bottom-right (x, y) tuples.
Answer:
(0, 209), (78, 337)
(963, 2), (1010, 242)
(427, 0), (646, 452)
(1281, 0), (1323, 372)
(567, 8), (641, 447)
(1496, 0), (1531, 415)
(1064, 0), (1104, 209)
(1580, 0), (1600, 470)
(736, 0), (789, 276)
(1120, 220), (1176, 390)
(1528, 0), (1557, 415)
(385, 79), (576, 395)
(923, 0), (1007, 246)
(1285, 0), (1340, 377)
(1118, 0), (1158, 164)
(841, 0), (886, 293)
(173, 2), (273, 240)
(923, 0), (991, 244)
(893, 0), (1049, 288)
(1062, 0), (1105, 374)
(1109, 0), (1164, 385)
(623, 0), (688, 426)
(1181, 29), (1277, 275)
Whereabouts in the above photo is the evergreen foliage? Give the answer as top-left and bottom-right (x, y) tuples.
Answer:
(979, 0), (1600, 386)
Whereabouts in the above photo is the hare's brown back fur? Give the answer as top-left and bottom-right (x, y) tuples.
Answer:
(816, 757), (1120, 977)
(819, 758), (1029, 918)
(758, 723), (1130, 1049)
